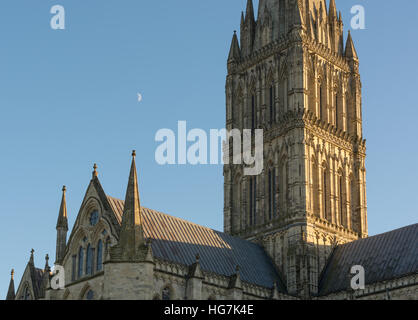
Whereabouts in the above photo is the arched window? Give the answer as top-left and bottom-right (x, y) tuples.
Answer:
(251, 94), (256, 130)
(311, 159), (320, 216)
(78, 247), (84, 278)
(322, 169), (328, 219)
(86, 290), (94, 300)
(323, 168), (331, 221)
(278, 159), (288, 215)
(89, 210), (99, 226)
(339, 175), (345, 227)
(86, 244), (93, 275)
(269, 85), (274, 124)
(335, 93), (339, 127)
(96, 240), (103, 271)
(162, 287), (171, 301)
(22, 285), (32, 300)
(268, 168), (276, 220)
(319, 84), (323, 120)
(249, 177), (257, 226)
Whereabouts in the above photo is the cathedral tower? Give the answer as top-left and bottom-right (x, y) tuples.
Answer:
(224, 0), (367, 297)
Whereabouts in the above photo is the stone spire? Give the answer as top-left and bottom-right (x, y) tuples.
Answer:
(345, 31), (358, 60)
(111, 151), (148, 261)
(6, 269), (15, 300)
(55, 186), (68, 264)
(328, 0), (337, 20)
(241, 0), (256, 57)
(56, 186), (68, 230)
(245, 0), (255, 23)
(227, 31), (241, 64)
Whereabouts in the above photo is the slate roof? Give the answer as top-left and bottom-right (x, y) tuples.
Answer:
(107, 196), (284, 291)
(319, 223), (418, 296)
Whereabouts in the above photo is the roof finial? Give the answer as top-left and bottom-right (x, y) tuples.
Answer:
(29, 249), (35, 265)
(62, 185), (66, 193)
(45, 254), (50, 272)
(132, 150), (136, 158)
(236, 265), (240, 273)
(11, 269), (14, 280)
(195, 253), (200, 263)
(93, 163), (98, 178)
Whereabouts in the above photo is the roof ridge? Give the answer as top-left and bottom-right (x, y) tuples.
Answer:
(106, 195), (224, 234)
(338, 223), (418, 248)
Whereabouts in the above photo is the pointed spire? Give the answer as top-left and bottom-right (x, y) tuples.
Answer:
(328, 0), (337, 20)
(228, 31), (241, 63)
(6, 269), (15, 300)
(245, 0), (255, 23)
(29, 249), (35, 265)
(113, 150), (147, 261)
(257, 0), (266, 20)
(345, 31), (358, 60)
(56, 186), (68, 230)
(122, 150), (142, 227)
(240, 11), (245, 27)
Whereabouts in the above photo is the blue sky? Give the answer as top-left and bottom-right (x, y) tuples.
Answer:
(0, 0), (417, 298)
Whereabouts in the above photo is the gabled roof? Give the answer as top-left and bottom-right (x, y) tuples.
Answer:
(319, 224), (418, 296)
(107, 196), (284, 291)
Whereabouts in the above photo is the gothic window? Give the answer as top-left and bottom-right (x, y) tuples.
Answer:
(86, 290), (94, 300)
(78, 246), (84, 278)
(323, 170), (328, 219)
(319, 84), (323, 120)
(268, 168), (276, 220)
(71, 255), (77, 281)
(22, 285), (32, 300)
(251, 94), (256, 130)
(249, 177), (257, 226)
(96, 239), (103, 271)
(162, 287), (171, 300)
(269, 85), (274, 124)
(322, 167), (332, 222)
(335, 93), (339, 127)
(339, 175), (346, 227)
(86, 244), (93, 275)
(89, 210), (99, 226)
(278, 159), (288, 214)
(312, 159), (320, 216)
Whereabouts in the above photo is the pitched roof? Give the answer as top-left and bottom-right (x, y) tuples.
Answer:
(319, 223), (418, 296)
(107, 196), (284, 291)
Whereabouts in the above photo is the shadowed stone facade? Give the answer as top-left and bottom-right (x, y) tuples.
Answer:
(6, 0), (417, 300)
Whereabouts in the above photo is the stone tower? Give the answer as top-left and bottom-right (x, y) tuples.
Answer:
(224, 0), (367, 298)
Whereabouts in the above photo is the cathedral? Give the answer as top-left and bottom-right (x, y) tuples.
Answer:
(6, 0), (417, 300)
